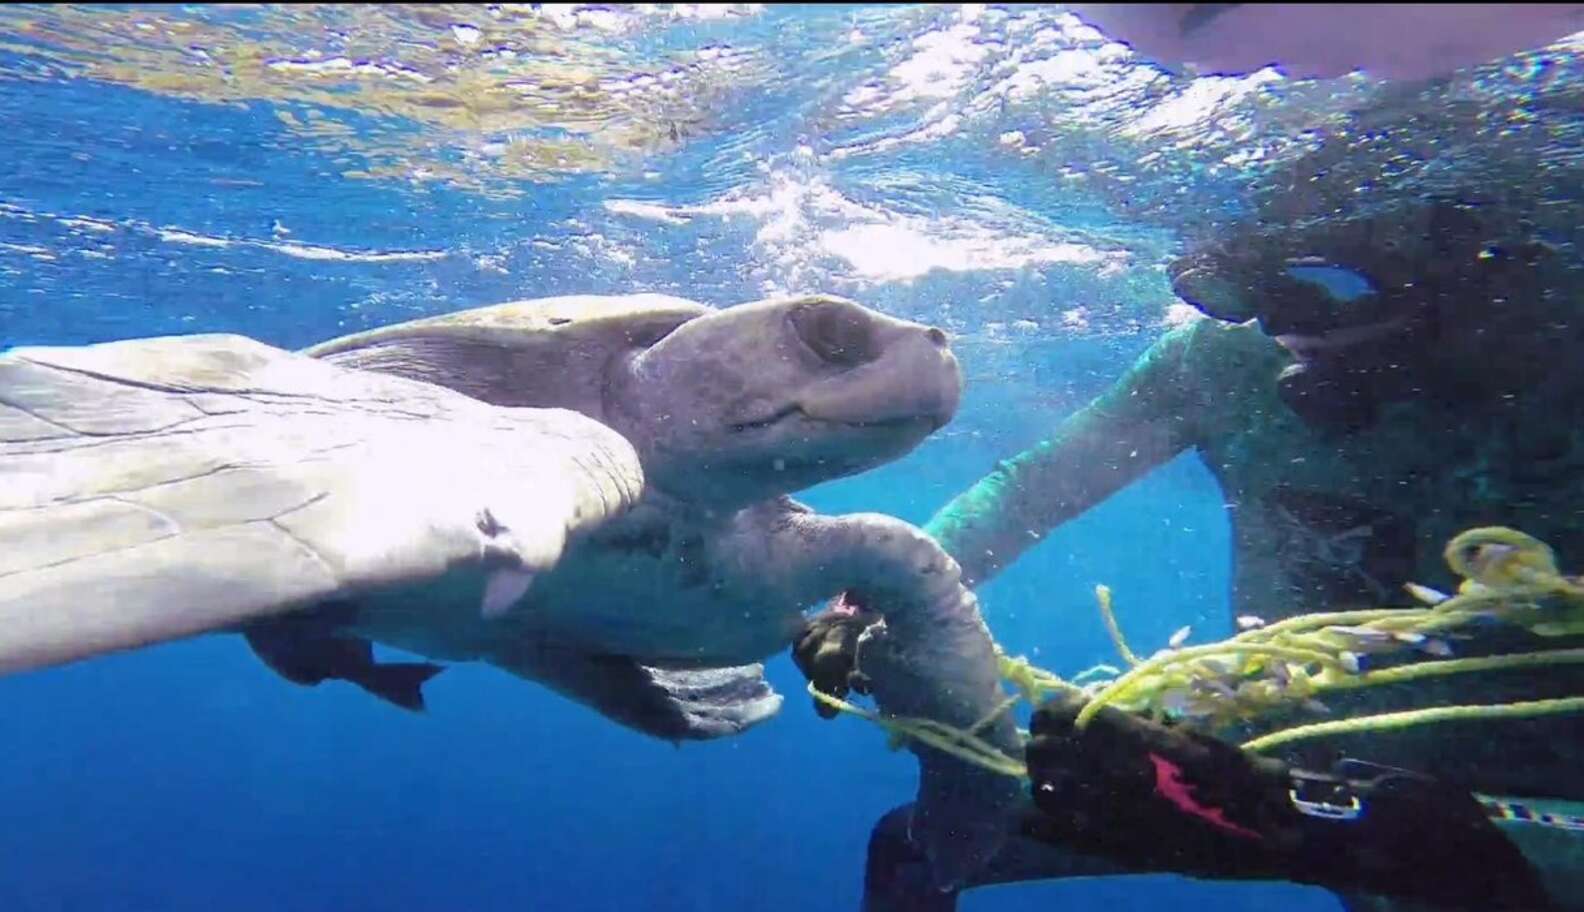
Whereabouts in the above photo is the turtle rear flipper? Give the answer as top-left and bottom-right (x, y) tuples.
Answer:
(496, 646), (782, 742)
(243, 612), (445, 713)
(349, 661), (445, 712)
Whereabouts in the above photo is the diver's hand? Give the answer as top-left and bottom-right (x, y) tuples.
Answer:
(792, 592), (877, 719)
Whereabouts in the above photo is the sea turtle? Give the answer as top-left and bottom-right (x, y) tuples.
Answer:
(0, 293), (1022, 888)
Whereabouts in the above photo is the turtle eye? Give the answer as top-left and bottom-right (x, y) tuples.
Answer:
(789, 301), (879, 367)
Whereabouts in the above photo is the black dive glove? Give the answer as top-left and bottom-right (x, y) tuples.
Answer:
(1022, 693), (1556, 911)
(864, 695), (1560, 911)
(791, 592), (878, 719)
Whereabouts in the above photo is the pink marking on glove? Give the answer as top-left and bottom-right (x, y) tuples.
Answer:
(829, 591), (860, 617)
(1148, 752), (1263, 841)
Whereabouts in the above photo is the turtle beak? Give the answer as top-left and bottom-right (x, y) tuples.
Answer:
(799, 323), (961, 430)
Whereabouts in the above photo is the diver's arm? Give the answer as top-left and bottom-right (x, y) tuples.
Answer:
(927, 322), (1202, 589)
(861, 697), (1564, 912)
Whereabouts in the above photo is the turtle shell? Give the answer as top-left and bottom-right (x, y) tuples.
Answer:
(303, 293), (711, 416)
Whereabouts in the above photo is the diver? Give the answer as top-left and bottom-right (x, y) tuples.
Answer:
(794, 195), (1584, 910)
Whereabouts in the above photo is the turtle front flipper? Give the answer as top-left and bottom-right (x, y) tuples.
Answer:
(492, 646), (782, 742)
(0, 333), (645, 676)
(764, 510), (1025, 893)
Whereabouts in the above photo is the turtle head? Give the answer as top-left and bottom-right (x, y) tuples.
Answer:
(606, 294), (961, 508)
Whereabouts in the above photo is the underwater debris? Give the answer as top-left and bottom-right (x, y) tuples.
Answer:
(1074, 526), (1584, 733)
(813, 526), (1584, 781)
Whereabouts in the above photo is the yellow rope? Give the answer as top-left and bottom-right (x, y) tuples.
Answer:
(1074, 641), (1349, 729)
(1234, 608), (1436, 641)
(1095, 584), (1142, 666)
(1241, 697), (1584, 752)
(811, 526), (1584, 784)
(806, 683), (1029, 779)
(1332, 648), (1584, 691)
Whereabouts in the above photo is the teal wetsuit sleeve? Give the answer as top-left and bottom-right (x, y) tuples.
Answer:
(925, 322), (1203, 589)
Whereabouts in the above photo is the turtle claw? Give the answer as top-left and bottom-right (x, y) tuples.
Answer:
(481, 568), (535, 619)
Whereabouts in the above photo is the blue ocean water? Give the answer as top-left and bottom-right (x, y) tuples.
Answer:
(2, 5), (1580, 911)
